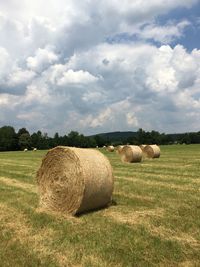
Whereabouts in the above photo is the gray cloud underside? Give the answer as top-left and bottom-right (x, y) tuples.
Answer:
(0, 0), (200, 134)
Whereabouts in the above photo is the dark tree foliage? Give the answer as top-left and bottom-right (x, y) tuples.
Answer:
(0, 125), (200, 151)
(18, 133), (32, 150)
(126, 129), (200, 146)
(17, 128), (30, 137)
(93, 135), (106, 147)
(0, 126), (18, 151)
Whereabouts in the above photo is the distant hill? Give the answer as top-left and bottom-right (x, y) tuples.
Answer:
(89, 130), (200, 145)
(90, 131), (137, 143)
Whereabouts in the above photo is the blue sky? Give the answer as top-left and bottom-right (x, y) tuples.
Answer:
(156, 3), (200, 50)
(0, 0), (200, 135)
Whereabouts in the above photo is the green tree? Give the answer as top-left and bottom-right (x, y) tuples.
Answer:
(17, 128), (29, 136)
(54, 132), (60, 146)
(93, 135), (105, 147)
(0, 126), (18, 151)
(181, 134), (191, 145)
(68, 131), (80, 147)
(18, 133), (31, 150)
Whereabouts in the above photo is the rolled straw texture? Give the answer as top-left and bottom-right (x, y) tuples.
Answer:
(116, 145), (124, 154)
(107, 146), (114, 152)
(120, 145), (142, 163)
(139, 144), (147, 151)
(143, 145), (160, 158)
(36, 146), (114, 215)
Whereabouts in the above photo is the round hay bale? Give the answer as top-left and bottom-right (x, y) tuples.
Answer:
(107, 145), (114, 152)
(24, 148), (28, 152)
(120, 145), (142, 163)
(116, 145), (124, 154)
(143, 145), (160, 158)
(139, 144), (147, 151)
(36, 146), (114, 215)
(33, 148), (37, 151)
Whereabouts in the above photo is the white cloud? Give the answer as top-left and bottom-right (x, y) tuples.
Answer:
(0, 47), (11, 82)
(79, 98), (140, 132)
(126, 113), (138, 127)
(27, 47), (58, 72)
(0, 0), (200, 134)
(23, 85), (51, 104)
(145, 45), (200, 93)
(57, 69), (99, 86)
(7, 68), (36, 87)
(137, 20), (191, 43)
(17, 111), (43, 121)
(83, 108), (112, 128)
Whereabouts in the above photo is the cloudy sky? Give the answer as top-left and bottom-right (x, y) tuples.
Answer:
(0, 0), (200, 135)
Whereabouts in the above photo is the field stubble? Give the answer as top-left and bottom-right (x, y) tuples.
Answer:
(0, 145), (200, 266)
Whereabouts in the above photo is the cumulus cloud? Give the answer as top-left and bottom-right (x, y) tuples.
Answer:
(0, 0), (200, 134)
(137, 20), (191, 43)
(26, 47), (59, 72)
(126, 113), (138, 127)
(56, 70), (99, 86)
(0, 47), (11, 83)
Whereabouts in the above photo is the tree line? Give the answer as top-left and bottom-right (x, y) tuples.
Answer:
(0, 126), (200, 151)
(127, 129), (200, 146)
(0, 126), (105, 151)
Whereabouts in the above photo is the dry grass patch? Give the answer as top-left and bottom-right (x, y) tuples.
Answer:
(116, 191), (155, 202)
(102, 207), (164, 225)
(0, 176), (37, 193)
(148, 225), (200, 249)
(102, 207), (200, 250)
(115, 176), (198, 192)
(0, 203), (77, 267)
(0, 145), (200, 266)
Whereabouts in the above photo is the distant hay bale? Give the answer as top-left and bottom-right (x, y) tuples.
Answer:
(120, 145), (142, 163)
(33, 148), (37, 151)
(143, 145), (160, 158)
(139, 144), (147, 151)
(36, 146), (114, 215)
(116, 145), (124, 154)
(24, 148), (28, 152)
(107, 146), (114, 152)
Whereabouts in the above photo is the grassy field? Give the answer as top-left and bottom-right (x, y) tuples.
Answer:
(0, 145), (200, 267)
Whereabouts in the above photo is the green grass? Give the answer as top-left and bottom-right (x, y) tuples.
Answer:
(0, 145), (200, 266)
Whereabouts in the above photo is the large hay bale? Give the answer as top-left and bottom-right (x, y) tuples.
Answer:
(36, 146), (114, 215)
(143, 145), (160, 158)
(107, 145), (114, 152)
(24, 148), (28, 152)
(120, 145), (142, 163)
(139, 144), (147, 151)
(116, 145), (124, 154)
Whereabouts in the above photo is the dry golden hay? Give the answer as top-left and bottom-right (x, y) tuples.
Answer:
(107, 145), (114, 152)
(116, 145), (124, 154)
(36, 146), (114, 215)
(120, 145), (142, 163)
(139, 144), (147, 151)
(143, 144), (161, 158)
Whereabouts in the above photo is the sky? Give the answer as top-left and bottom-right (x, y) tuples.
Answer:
(0, 0), (200, 135)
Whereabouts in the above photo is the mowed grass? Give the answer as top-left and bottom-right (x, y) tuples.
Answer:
(0, 145), (200, 267)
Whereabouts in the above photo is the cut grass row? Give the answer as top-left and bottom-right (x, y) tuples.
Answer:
(0, 145), (200, 266)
